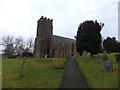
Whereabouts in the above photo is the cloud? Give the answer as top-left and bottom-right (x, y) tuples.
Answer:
(0, 0), (119, 42)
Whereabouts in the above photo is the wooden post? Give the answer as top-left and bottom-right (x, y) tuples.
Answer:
(20, 57), (26, 78)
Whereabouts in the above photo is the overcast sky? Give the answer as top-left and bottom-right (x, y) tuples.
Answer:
(0, 0), (119, 44)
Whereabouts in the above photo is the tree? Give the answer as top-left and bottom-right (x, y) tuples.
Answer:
(76, 20), (104, 55)
(1, 35), (34, 58)
(26, 37), (34, 53)
(2, 36), (14, 59)
(25, 37), (34, 57)
(103, 37), (120, 53)
(14, 36), (25, 57)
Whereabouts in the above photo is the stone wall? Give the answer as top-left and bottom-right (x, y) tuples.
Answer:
(34, 16), (53, 58)
(51, 35), (76, 58)
(34, 16), (76, 58)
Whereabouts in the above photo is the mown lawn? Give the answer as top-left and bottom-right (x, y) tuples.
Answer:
(2, 58), (66, 88)
(76, 53), (119, 88)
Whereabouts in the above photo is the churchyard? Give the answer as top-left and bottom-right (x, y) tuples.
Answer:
(2, 58), (66, 88)
(2, 53), (119, 88)
(76, 53), (119, 88)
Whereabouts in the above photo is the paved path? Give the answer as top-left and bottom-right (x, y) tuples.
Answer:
(61, 58), (89, 88)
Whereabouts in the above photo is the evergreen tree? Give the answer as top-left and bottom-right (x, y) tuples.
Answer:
(76, 20), (104, 55)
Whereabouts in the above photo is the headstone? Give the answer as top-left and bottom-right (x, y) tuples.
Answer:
(87, 52), (91, 59)
(45, 54), (47, 58)
(102, 52), (108, 61)
(82, 51), (88, 61)
(115, 54), (120, 62)
(96, 53), (103, 64)
(104, 60), (112, 72)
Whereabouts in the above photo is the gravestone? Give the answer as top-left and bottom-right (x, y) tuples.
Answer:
(115, 54), (120, 62)
(45, 54), (47, 58)
(102, 51), (108, 61)
(82, 51), (88, 61)
(96, 53), (103, 64)
(104, 60), (112, 72)
(87, 52), (91, 59)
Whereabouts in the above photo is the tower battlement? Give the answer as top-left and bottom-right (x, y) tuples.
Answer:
(40, 16), (53, 21)
(35, 16), (53, 58)
(34, 16), (76, 58)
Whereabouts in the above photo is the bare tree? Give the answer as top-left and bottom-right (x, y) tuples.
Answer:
(2, 36), (14, 59)
(14, 36), (25, 57)
(26, 37), (34, 53)
(1, 35), (34, 58)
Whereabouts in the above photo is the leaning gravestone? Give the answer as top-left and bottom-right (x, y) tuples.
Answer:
(104, 60), (112, 72)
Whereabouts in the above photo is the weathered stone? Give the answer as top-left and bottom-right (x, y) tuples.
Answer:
(87, 52), (91, 59)
(96, 53), (103, 64)
(82, 51), (88, 61)
(115, 54), (120, 62)
(53, 61), (64, 70)
(104, 60), (112, 72)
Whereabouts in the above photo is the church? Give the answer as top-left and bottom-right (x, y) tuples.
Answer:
(34, 16), (76, 58)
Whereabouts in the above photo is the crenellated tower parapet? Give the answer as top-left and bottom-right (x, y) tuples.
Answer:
(34, 16), (53, 58)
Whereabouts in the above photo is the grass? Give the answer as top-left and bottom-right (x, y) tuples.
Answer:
(75, 53), (119, 88)
(2, 53), (120, 88)
(2, 58), (66, 88)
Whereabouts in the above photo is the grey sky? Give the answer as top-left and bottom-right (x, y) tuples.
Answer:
(118, 1), (120, 41)
(0, 0), (119, 43)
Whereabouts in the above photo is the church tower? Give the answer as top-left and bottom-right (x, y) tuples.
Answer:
(34, 16), (53, 58)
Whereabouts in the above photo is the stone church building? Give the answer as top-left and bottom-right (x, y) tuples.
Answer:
(34, 16), (76, 58)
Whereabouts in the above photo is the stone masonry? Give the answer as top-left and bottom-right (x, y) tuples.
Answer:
(34, 16), (76, 58)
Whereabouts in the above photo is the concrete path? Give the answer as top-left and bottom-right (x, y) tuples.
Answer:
(61, 58), (89, 88)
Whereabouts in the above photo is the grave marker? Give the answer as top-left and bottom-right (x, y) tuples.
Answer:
(20, 57), (26, 78)
(87, 52), (91, 59)
(82, 51), (88, 61)
(96, 53), (103, 64)
(20, 51), (26, 78)
(104, 60), (112, 72)
(115, 54), (120, 62)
